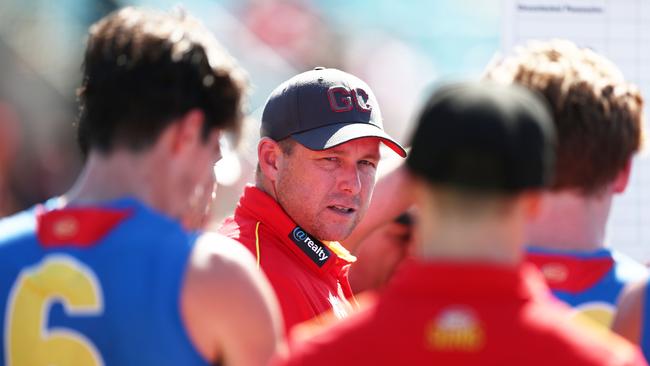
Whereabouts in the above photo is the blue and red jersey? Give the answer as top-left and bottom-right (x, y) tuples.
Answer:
(274, 260), (646, 366)
(526, 246), (647, 327)
(0, 197), (209, 365)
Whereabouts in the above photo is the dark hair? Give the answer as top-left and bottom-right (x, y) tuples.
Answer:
(484, 40), (643, 195)
(76, 7), (247, 155)
(394, 212), (413, 226)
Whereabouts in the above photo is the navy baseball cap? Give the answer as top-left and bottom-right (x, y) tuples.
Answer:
(407, 82), (556, 192)
(261, 67), (406, 157)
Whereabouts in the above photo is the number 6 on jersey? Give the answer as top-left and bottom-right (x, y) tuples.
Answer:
(4, 255), (104, 365)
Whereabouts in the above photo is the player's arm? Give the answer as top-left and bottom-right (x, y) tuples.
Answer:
(181, 233), (286, 366)
(344, 164), (413, 252)
(612, 279), (647, 345)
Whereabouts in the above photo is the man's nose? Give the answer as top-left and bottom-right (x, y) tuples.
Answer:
(338, 163), (362, 195)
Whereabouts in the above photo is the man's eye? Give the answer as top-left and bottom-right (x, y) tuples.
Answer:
(323, 157), (339, 162)
(359, 160), (377, 168)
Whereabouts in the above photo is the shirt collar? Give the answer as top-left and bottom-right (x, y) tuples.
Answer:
(526, 245), (612, 259)
(236, 185), (356, 274)
(384, 259), (551, 302)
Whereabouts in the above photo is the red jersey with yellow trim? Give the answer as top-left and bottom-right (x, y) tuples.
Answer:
(273, 260), (647, 366)
(219, 186), (356, 332)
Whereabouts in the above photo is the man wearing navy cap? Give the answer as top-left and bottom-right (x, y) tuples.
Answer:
(219, 67), (406, 332)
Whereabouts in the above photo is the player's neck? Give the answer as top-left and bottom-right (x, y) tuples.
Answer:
(255, 175), (279, 202)
(415, 210), (524, 267)
(64, 150), (173, 214)
(526, 190), (613, 252)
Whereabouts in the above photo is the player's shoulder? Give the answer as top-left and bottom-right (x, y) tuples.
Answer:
(273, 305), (379, 366)
(612, 278), (648, 344)
(526, 300), (646, 365)
(180, 231), (283, 364)
(617, 278), (648, 309)
(563, 327), (646, 365)
(188, 231), (257, 273)
(182, 231), (273, 314)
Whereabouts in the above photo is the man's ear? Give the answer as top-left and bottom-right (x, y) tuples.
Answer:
(612, 159), (632, 194)
(170, 109), (205, 155)
(258, 137), (283, 182)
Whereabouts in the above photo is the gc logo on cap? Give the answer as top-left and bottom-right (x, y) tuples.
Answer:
(327, 86), (372, 113)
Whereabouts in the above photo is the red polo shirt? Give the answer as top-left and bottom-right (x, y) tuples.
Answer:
(219, 186), (356, 332)
(274, 260), (647, 366)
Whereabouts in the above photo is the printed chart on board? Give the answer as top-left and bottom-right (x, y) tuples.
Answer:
(501, 0), (650, 261)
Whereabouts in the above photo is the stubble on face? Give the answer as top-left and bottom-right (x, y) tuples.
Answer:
(273, 139), (378, 242)
(276, 183), (363, 241)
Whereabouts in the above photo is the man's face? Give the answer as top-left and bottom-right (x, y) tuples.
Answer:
(275, 137), (381, 241)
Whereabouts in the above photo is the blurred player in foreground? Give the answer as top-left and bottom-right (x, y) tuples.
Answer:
(484, 40), (647, 328)
(273, 82), (646, 365)
(219, 67), (406, 332)
(0, 7), (283, 365)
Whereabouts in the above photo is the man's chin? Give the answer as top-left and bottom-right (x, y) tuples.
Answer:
(313, 227), (355, 243)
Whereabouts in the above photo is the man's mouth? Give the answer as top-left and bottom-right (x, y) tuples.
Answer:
(328, 205), (356, 214)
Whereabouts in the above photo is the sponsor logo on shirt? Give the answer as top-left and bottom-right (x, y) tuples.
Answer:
(426, 306), (484, 352)
(53, 215), (80, 240)
(289, 226), (331, 267)
(540, 262), (569, 283)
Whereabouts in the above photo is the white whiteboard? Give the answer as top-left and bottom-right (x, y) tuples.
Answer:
(501, 0), (650, 262)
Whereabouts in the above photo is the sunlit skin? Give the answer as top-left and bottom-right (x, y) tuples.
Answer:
(273, 137), (381, 242)
(180, 129), (222, 230)
(349, 219), (413, 293)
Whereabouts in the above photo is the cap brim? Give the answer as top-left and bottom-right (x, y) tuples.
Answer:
(291, 122), (407, 158)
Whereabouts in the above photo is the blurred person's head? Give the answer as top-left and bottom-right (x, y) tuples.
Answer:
(349, 212), (414, 294)
(483, 39), (643, 196)
(483, 40), (643, 250)
(406, 82), (556, 264)
(73, 7), (247, 220)
(256, 67), (405, 242)
(242, 1), (341, 68)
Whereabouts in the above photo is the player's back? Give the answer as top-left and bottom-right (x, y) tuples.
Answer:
(275, 260), (646, 366)
(0, 197), (208, 366)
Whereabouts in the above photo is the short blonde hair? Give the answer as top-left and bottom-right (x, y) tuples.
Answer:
(484, 40), (643, 194)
